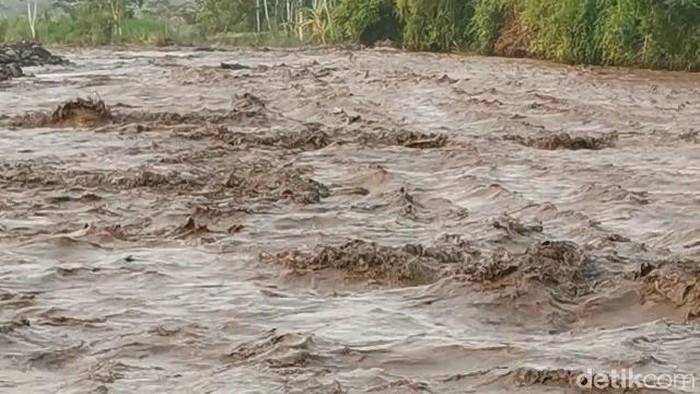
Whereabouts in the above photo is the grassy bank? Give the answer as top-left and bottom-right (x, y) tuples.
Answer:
(0, 16), (310, 48)
(474, 0), (700, 71)
(2, 0), (698, 71)
(333, 0), (700, 71)
(0, 16), (195, 46)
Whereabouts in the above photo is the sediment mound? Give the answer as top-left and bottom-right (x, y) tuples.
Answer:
(393, 187), (424, 218)
(492, 214), (543, 236)
(224, 126), (332, 150)
(6, 95), (453, 155)
(221, 125), (451, 151)
(510, 366), (668, 393)
(51, 98), (113, 127)
(225, 329), (315, 368)
(641, 259), (700, 320)
(224, 161), (330, 204)
(358, 128), (449, 149)
(0, 159), (329, 205)
(511, 367), (583, 389)
(505, 132), (618, 150)
(353, 186), (427, 219)
(262, 237), (600, 295)
(0, 165), (204, 191)
(577, 183), (650, 205)
(8, 94), (269, 128)
(262, 238), (478, 286)
(456, 240), (595, 298)
(120, 93), (269, 125)
(10, 97), (113, 128)
(262, 240), (446, 286)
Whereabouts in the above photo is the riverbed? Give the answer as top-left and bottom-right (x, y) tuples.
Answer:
(1, 47), (699, 393)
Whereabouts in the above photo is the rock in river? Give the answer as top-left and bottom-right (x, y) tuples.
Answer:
(0, 41), (68, 82)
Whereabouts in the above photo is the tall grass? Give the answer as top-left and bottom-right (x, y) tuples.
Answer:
(519, 0), (604, 64)
(471, 0), (700, 70)
(0, 16), (193, 46)
(395, 0), (474, 51)
(329, 0), (698, 70)
(332, 0), (401, 44)
(470, 0), (507, 53)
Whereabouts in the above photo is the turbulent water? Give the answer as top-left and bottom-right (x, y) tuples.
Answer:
(1, 47), (699, 394)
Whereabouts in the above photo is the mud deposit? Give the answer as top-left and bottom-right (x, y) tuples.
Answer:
(1, 48), (699, 393)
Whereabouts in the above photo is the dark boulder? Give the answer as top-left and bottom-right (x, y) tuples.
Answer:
(0, 42), (68, 82)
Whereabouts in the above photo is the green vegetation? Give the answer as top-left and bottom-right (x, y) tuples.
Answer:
(0, 16), (183, 45)
(0, 0), (188, 45)
(395, 0), (474, 51)
(332, 0), (400, 45)
(513, 0), (700, 70)
(1, 0), (698, 70)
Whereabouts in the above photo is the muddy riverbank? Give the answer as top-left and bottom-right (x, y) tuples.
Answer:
(1, 47), (699, 393)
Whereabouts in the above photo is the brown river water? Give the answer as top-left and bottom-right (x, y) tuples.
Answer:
(1, 47), (699, 393)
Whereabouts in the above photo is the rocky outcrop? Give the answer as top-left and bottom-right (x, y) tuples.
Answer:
(0, 42), (68, 82)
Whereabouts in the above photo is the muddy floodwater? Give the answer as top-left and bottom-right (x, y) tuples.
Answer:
(1, 47), (699, 394)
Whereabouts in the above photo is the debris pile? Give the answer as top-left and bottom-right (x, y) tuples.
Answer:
(451, 240), (597, 300)
(224, 161), (331, 204)
(10, 98), (113, 128)
(261, 239), (472, 286)
(358, 128), (449, 149)
(504, 132), (618, 150)
(641, 259), (700, 320)
(7, 94), (270, 129)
